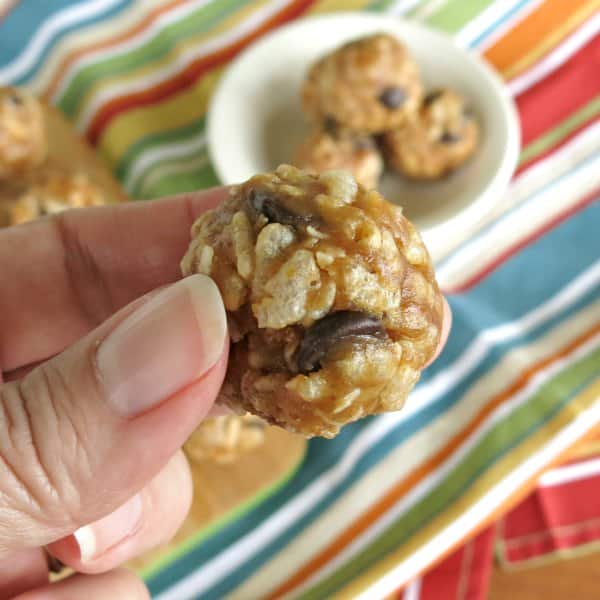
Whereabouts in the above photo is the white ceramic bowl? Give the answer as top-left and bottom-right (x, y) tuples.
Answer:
(207, 13), (520, 258)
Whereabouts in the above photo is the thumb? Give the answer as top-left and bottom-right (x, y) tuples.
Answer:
(0, 274), (227, 553)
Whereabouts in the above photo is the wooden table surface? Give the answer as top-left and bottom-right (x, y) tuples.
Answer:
(489, 554), (600, 599)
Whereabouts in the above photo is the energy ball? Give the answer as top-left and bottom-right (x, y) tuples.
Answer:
(383, 88), (479, 179)
(184, 414), (266, 463)
(181, 165), (443, 438)
(0, 86), (47, 179)
(294, 127), (383, 190)
(302, 34), (422, 134)
(7, 168), (106, 225)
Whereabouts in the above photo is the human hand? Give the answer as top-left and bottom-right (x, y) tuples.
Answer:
(0, 189), (230, 598)
(0, 188), (450, 598)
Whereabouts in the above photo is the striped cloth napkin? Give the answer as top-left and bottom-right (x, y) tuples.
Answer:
(1, 1), (598, 598)
(401, 442), (600, 600)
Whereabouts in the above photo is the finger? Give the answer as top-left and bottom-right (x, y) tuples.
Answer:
(0, 548), (47, 598)
(48, 450), (192, 573)
(14, 568), (149, 600)
(424, 297), (452, 368)
(0, 274), (227, 552)
(0, 187), (227, 372)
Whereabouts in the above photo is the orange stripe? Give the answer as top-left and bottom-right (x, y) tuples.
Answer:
(42, 0), (187, 100)
(484, 0), (594, 74)
(267, 323), (600, 599)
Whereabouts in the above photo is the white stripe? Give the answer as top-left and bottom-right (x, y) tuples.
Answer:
(454, 0), (526, 49)
(0, 0), (123, 82)
(50, 0), (206, 103)
(432, 120), (600, 265)
(137, 150), (210, 197)
(539, 456), (600, 487)
(508, 11), (600, 96)
(123, 132), (206, 192)
(293, 334), (600, 597)
(476, 0), (545, 53)
(356, 371), (600, 599)
(74, 0), (291, 131)
(411, 0), (450, 21)
(27, 0), (164, 93)
(407, 261), (600, 419)
(155, 262), (600, 600)
(436, 152), (600, 290)
(403, 578), (422, 600)
(387, 0), (423, 16)
(231, 300), (600, 599)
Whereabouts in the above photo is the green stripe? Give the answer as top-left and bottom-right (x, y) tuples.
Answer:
(58, 0), (254, 116)
(299, 345), (600, 599)
(519, 95), (600, 165)
(134, 148), (212, 198)
(140, 443), (307, 580)
(134, 159), (219, 199)
(426, 0), (494, 32)
(115, 116), (206, 181)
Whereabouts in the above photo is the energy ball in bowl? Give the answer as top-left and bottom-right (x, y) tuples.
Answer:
(184, 414), (267, 464)
(0, 86), (47, 179)
(302, 34), (422, 134)
(294, 127), (383, 190)
(181, 165), (443, 438)
(383, 88), (479, 179)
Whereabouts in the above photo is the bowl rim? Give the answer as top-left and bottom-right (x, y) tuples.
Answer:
(207, 12), (521, 253)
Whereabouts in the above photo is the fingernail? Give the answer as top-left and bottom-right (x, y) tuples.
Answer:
(74, 494), (143, 563)
(98, 275), (227, 417)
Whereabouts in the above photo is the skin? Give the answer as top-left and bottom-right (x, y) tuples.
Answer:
(0, 188), (450, 598)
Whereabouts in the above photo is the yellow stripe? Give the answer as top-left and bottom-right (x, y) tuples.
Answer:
(497, 537), (600, 571)
(73, 0), (278, 124)
(503, 0), (600, 80)
(332, 376), (600, 599)
(570, 439), (600, 459)
(97, 68), (222, 162)
(309, 0), (372, 13)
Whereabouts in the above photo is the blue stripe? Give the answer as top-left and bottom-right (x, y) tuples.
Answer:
(148, 201), (600, 597)
(437, 141), (600, 278)
(468, 0), (533, 48)
(0, 0), (131, 85)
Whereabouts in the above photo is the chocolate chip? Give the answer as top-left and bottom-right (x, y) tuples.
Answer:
(45, 552), (65, 573)
(323, 115), (338, 136)
(378, 86), (406, 109)
(247, 188), (312, 228)
(423, 90), (443, 106)
(295, 311), (387, 374)
(440, 131), (461, 144)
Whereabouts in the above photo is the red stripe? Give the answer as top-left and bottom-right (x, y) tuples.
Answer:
(87, 0), (316, 144)
(445, 186), (600, 294)
(515, 34), (600, 148)
(516, 113), (600, 175)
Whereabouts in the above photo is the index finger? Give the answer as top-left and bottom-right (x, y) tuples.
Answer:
(0, 188), (227, 372)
